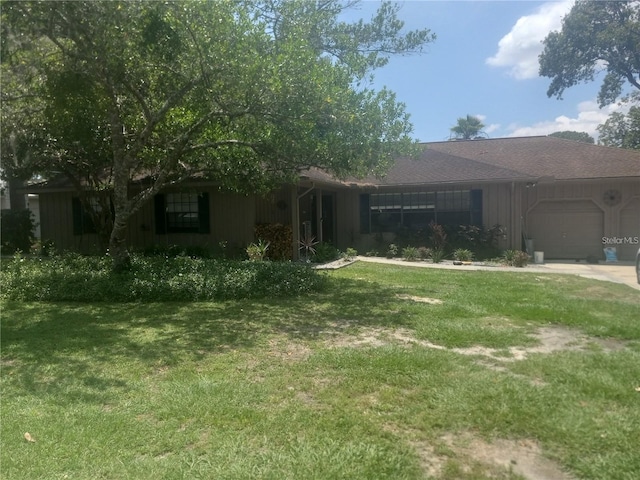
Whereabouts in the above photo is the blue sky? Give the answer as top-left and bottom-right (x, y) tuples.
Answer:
(345, 1), (625, 142)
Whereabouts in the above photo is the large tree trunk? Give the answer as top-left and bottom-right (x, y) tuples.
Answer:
(109, 212), (131, 272)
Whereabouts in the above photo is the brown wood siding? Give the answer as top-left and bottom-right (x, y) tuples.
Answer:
(37, 188), (256, 254)
(38, 191), (105, 254)
(523, 179), (640, 260)
(255, 187), (292, 225)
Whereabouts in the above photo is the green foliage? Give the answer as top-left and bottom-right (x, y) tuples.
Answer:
(597, 101), (640, 150)
(2, 1), (434, 269)
(449, 115), (486, 140)
(453, 248), (473, 262)
(401, 246), (419, 261)
(417, 246), (432, 260)
(255, 223), (293, 260)
(502, 250), (530, 268)
(450, 224), (504, 260)
(386, 243), (398, 258)
(0, 253), (325, 302)
(0, 209), (35, 254)
(246, 239), (270, 262)
(342, 247), (358, 261)
(430, 248), (446, 263)
(539, 1), (640, 107)
(312, 242), (339, 263)
(140, 244), (215, 259)
(549, 131), (595, 144)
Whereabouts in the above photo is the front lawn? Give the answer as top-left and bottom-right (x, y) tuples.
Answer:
(2, 262), (639, 479)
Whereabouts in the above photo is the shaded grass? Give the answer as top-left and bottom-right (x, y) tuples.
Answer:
(2, 262), (640, 479)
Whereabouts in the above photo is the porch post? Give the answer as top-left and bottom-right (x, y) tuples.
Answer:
(316, 188), (323, 243)
(291, 185), (300, 260)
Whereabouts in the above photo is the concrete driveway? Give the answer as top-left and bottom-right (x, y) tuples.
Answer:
(356, 257), (640, 291)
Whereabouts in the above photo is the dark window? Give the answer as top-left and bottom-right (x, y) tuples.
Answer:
(360, 189), (481, 233)
(154, 192), (210, 234)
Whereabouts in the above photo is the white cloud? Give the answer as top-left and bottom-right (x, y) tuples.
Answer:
(486, 1), (573, 79)
(505, 100), (625, 138)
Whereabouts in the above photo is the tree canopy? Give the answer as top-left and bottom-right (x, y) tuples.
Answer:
(539, 0), (640, 107)
(1, 0), (435, 269)
(597, 103), (640, 150)
(449, 115), (487, 140)
(548, 131), (594, 144)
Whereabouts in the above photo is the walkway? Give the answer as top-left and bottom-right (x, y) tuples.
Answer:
(354, 256), (640, 291)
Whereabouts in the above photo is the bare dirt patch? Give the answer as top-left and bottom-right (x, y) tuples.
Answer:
(323, 325), (627, 363)
(441, 433), (576, 480)
(396, 294), (443, 305)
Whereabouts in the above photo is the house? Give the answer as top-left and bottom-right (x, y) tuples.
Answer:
(24, 136), (640, 261)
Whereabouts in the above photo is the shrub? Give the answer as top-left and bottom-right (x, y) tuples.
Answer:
(502, 250), (529, 267)
(312, 242), (339, 263)
(431, 248), (446, 263)
(0, 209), (36, 254)
(342, 247), (358, 261)
(453, 248), (474, 262)
(428, 222), (447, 250)
(386, 243), (398, 258)
(246, 239), (270, 261)
(417, 246), (432, 260)
(401, 246), (419, 261)
(0, 253), (325, 302)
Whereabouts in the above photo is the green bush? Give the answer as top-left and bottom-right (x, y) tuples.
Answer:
(386, 243), (398, 258)
(1, 209), (36, 254)
(453, 248), (474, 261)
(502, 250), (529, 267)
(401, 246), (419, 261)
(342, 247), (358, 261)
(312, 242), (339, 263)
(0, 253), (326, 302)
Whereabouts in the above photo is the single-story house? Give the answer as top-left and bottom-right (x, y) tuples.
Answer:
(25, 136), (640, 260)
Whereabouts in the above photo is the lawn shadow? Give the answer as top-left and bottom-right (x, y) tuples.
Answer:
(1, 276), (410, 404)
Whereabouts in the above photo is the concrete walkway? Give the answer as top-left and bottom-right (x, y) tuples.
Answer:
(354, 256), (640, 292)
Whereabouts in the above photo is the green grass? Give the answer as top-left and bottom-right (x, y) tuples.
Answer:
(2, 262), (640, 479)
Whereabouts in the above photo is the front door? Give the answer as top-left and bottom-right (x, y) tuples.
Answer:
(311, 193), (335, 244)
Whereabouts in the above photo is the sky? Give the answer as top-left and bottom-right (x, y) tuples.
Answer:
(343, 0), (628, 143)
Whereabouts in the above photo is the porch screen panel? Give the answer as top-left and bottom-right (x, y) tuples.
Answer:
(359, 194), (370, 234)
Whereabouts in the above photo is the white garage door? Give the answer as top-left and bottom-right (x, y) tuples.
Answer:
(619, 198), (640, 261)
(528, 201), (604, 260)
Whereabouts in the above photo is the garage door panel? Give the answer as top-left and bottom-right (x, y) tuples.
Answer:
(619, 198), (640, 261)
(528, 201), (604, 260)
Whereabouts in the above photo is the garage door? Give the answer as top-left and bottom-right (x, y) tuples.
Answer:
(619, 198), (640, 261)
(528, 201), (604, 260)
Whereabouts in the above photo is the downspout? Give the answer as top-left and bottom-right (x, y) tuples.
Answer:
(293, 182), (315, 260)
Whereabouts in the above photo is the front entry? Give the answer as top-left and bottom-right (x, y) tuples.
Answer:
(311, 193), (335, 245)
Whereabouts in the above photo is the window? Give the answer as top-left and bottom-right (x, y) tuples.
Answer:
(154, 192), (210, 234)
(360, 189), (482, 234)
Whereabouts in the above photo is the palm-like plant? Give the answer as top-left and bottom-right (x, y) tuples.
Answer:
(450, 115), (487, 140)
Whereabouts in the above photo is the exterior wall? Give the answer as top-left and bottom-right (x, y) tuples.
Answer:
(339, 183), (519, 253)
(522, 179), (640, 261)
(38, 188), (257, 254)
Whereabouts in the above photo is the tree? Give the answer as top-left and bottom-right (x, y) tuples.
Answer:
(548, 131), (595, 144)
(539, 0), (640, 108)
(1, 1), (435, 270)
(449, 115), (487, 140)
(597, 105), (640, 150)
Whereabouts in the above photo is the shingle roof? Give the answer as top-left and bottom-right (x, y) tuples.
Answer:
(305, 136), (640, 187)
(426, 136), (640, 180)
